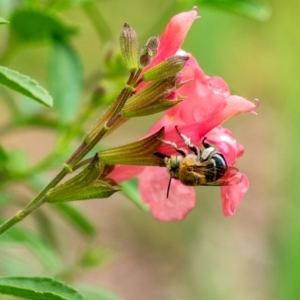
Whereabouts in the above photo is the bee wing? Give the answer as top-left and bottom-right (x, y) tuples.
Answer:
(192, 166), (243, 186)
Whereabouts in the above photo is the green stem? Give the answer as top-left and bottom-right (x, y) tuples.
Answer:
(0, 67), (142, 236)
(73, 157), (94, 171)
(0, 197), (46, 235)
(24, 167), (69, 210)
(84, 70), (139, 143)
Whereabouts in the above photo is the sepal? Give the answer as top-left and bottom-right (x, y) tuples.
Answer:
(119, 23), (139, 72)
(99, 127), (165, 166)
(140, 35), (160, 67)
(143, 55), (188, 81)
(45, 154), (119, 203)
(121, 97), (182, 118)
(120, 75), (179, 117)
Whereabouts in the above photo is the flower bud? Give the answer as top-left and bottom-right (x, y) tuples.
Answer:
(119, 23), (139, 72)
(45, 154), (119, 203)
(143, 55), (189, 81)
(121, 97), (182, 118)
(140, 35), (160, 67)
(99, 127), (165, 166)
(120, 75), (179, 117)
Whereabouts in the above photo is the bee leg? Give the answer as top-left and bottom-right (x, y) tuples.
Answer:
(175, 126), (200, 158)
(158, 138), (187, 156)
(202, 137), (211, 148)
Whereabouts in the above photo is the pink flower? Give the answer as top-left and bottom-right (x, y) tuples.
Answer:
(109, 9), (257, 221)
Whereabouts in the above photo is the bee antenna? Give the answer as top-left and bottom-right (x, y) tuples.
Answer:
(202, 137), (211, 148)
(166, 177), (172, 198)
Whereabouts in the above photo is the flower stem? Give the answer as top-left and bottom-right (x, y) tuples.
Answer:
(0, 68), (143, 236)
(0, 197), (46, 235)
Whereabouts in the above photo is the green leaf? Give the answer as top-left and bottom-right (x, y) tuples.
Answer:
(0, 253), (30, 277)
(0, 17), (9, 24)
(77, 285), (120, 300)
(6, 149), (29, 175)
(10, 9), (77, 43)
(120, 178), (149, 211)
(79, 246), (114, 268)
(0, 277), (86, 300)
(178, 0), (272, 21)
(0, 226), (59, 271)
(55, 203), (96, 236)
(0, 66), (53, 107)
(49, 40), (82, 121)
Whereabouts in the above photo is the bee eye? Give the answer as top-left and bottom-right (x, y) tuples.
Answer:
(212, 153), (227, 169)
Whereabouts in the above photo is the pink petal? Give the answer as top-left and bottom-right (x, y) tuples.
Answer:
(221, 174), (249, 216)
(219, 95), (257, 119)
(109, 165), (145, 183)
(165, 54), (228, 124)
(156, 122), (237, 157)
(206, 126), (245, 165)
(147, 55), (256, 137)
(150, 9), (199, 67)
(138, 167), (196, 221)
(204, 76), (230, 98)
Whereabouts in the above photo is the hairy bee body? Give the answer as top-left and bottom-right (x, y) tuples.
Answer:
(165, 152), (227, 186)
(158, 126), (241, 196)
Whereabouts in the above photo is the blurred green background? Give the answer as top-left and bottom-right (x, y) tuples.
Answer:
(0, 0), (299, 299)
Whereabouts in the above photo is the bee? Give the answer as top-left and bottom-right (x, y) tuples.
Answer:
(156, 126), (242, 197)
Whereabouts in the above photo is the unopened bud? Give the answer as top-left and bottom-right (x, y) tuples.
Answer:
(143, 55), (189, 81)
(119, 23), (139, 72)
(121, 75), (179, 116)
(121, 97), (182, 118)
(99, 127), (165, 166)
(140, 35), (160, 67)
(45, 155), (119, 203)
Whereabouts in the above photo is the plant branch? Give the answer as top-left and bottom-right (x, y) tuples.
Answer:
(0, 67), (142, 236)
(0, 197), (46, 235)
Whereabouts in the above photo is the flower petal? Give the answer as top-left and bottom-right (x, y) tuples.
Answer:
(109, 165), (145, 183)
(139, 167), (196, 221)
(206, 126), (245, 165)
(165, 54), (228, 124)
(150, 9), (199, 67)
(221, 174), (249, 216)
